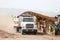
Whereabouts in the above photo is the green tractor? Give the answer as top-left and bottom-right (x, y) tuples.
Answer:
(55, 22), (60, 35)
(55, 15), (60, 35)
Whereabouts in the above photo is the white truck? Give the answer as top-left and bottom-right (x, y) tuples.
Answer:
(18, 14), (37, 34)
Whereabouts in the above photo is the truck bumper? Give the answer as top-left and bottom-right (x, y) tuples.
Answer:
(22, 29), (37, 33)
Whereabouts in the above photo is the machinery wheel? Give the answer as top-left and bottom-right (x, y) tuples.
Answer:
(55, 30), (58, 35)
(21, 30), (24, 35)
(22, 32), (24, 35)
(33, 32), (37, 35)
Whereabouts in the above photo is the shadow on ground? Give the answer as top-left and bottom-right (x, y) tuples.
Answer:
(22, 32), (46, 35)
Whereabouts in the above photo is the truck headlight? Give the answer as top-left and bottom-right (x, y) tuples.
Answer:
(34, 25), (37, 28)
(35, 26), (37, 28)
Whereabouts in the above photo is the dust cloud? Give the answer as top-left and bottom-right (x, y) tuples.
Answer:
(0, 13), (15, 33)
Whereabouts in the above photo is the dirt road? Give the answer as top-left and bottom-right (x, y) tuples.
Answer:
(15, 33), (60, 40)
(0, 29), (60, 40)
(0, 32), (60, 40)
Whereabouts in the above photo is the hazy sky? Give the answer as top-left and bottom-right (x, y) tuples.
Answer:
(0, 0), (60, 16)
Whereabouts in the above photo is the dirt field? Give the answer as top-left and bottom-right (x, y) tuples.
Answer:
(0, 30), (60, 40)
(0, 14), (15, 33)
(0, 33), (60, 40)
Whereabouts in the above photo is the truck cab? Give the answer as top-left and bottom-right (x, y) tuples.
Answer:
(19, 14), (37, 34)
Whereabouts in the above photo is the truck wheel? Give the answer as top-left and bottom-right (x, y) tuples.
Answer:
(21, 30), (24, 35)
(55, 30), (58, 35)
(22, 32), (24, 35)
(34, 32), (37, 35)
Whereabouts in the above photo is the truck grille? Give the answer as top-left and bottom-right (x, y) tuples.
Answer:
(26, 24), (34, 28)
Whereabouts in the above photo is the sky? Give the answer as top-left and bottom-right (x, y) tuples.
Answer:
(0, 0), (60, 17)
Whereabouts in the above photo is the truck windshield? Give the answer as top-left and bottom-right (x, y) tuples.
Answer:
(23, 18), (34, 22)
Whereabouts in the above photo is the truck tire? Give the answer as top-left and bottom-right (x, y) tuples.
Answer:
(22, 32), (24, 35)
(55, 30), (58, 35)
(21, 30), (24, 35)
(34, 32), (37, 35)
(33, 32), (37, 35)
